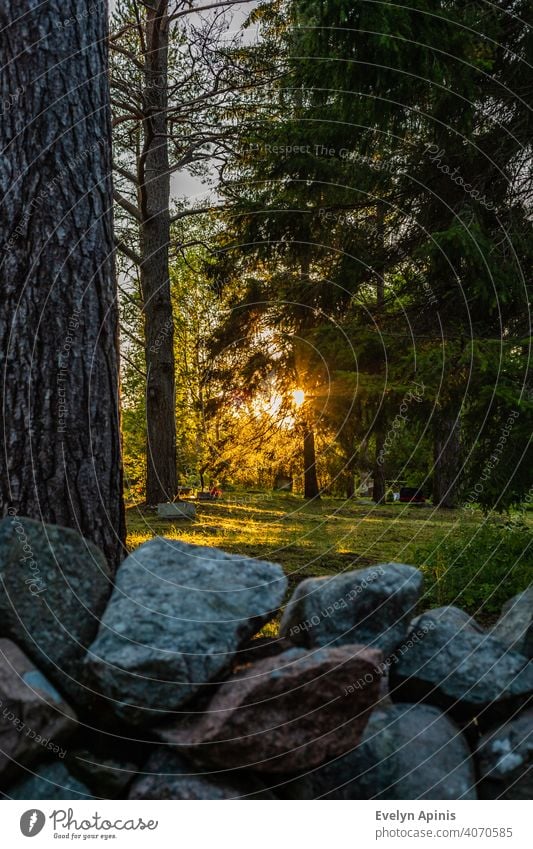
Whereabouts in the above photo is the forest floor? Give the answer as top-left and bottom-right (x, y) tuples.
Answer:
(126, 492), (527, 628)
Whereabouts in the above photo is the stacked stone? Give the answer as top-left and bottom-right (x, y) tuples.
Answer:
(0, 517), (531, 800)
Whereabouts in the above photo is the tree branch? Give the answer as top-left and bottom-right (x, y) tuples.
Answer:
(170, 204), (224, 224)
(115, 238), (142, 266)
(168, 1), (254, 23)
(114, 190), (142, 222)
(113, 164), (139, 185)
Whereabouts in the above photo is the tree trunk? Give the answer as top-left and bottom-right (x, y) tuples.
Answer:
(303, 426), (320, 499)
(0, 0), (125, 569)
(344, 450), (357, 499)
(372, 424), (387, 504)
(373, 202), (387, 505)
(139, 3), (177, 504)
(433, 407), (461, 508)
(346, 475), (355, 500)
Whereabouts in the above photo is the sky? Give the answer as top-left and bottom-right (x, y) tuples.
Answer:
(108, 1), (257, 204)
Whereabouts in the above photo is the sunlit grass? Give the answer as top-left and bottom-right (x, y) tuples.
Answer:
(126, 493), (533, 628)
(126, 492), (496, 582)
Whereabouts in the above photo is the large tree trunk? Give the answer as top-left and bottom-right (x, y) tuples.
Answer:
(433, 407), (461, 508)
(139, 3), (177, 505)
(0, 0), (125, 568)
(303, 426), (320, 499)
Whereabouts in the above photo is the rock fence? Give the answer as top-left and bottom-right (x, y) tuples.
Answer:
(0, 517), (531, 800)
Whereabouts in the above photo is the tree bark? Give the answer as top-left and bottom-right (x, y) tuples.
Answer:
(372, 424), (387, 504)
(139, 3), (177, 504)
(373, 202), (387, 505)
(0, 0), (125, 568)
(303, 426), (320, 499)
(344, 450), (357, 499)
(433, 407), (461, 508)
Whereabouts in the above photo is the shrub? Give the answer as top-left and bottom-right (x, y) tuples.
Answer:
(413, 520), (533, 620)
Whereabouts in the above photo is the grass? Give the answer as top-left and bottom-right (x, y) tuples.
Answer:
(126, 492), (529, 625)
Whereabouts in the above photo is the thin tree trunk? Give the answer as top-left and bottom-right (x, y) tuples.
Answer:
(0, 0), (125, 568)
(344, 450), (357, 499)
(373, 201), (387, 505)
(303, 426), (320, 499)
(372, 424), (387, 504)
(139, 3), (177, 504)
(433, 407), (461, 508)
(296, 253), (320, 501)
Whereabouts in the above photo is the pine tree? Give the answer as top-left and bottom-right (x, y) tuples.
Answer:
(0, 0), (125, 567)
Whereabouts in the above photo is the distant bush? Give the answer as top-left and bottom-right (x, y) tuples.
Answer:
(413, 520), (533, 619)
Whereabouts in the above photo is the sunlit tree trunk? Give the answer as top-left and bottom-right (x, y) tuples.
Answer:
(0, 0), (125, 568)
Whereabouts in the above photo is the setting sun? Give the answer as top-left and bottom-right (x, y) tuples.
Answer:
(292, 389), (305, 408)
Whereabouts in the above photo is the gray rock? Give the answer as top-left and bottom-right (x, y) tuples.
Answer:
(475, 710), (533, 800)
(491, 588), (533, 659)
(85, 538), (287, 724)
(389, 616), (533, 728)
(0, 639), (76, 781)
(285, 703), (476, 800)
(129, 750), (275, 799)
(157, 502), (196, 520)
(412, 606), (483, 634)
(0, 517), (112, 702)
(6, 761), (95, 799)
(280, 562), (423, 656)
(68, 748), (141, 798)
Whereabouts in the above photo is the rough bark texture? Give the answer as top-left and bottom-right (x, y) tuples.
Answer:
(433, 406), (461, 508)
(0, 1), (125, 568)
(303, 425), (320, 499)
(139, 4), (177, 505)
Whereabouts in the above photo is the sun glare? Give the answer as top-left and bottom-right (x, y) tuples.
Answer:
(292, 389), (305, 408)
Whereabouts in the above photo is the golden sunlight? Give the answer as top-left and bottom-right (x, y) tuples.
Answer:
(292, 388), (305, 408)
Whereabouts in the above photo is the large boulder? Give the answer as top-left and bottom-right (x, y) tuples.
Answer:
(5, 761), (95, 800)
(0, 517), (112, 702)
(156, 644), (383, 773)
(280, 563), (422, 656)
(284, 703), (476, 799)
(411, 606), (483, 634)
(129, 750), (275, 799)
(361, 703), (477, 799)
(389, 616), (533, 728)
(284, 704), (476, 800)
(85, 538), (288, 725)
(475, 710), (533, 800)
(0, 639), (76, 782)
(490, 588), (533, 659)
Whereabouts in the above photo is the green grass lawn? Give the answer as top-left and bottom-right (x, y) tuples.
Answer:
(127, 492), (485, 570)
(126, 492), (533, 626)
(130, 494), (447, 562)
